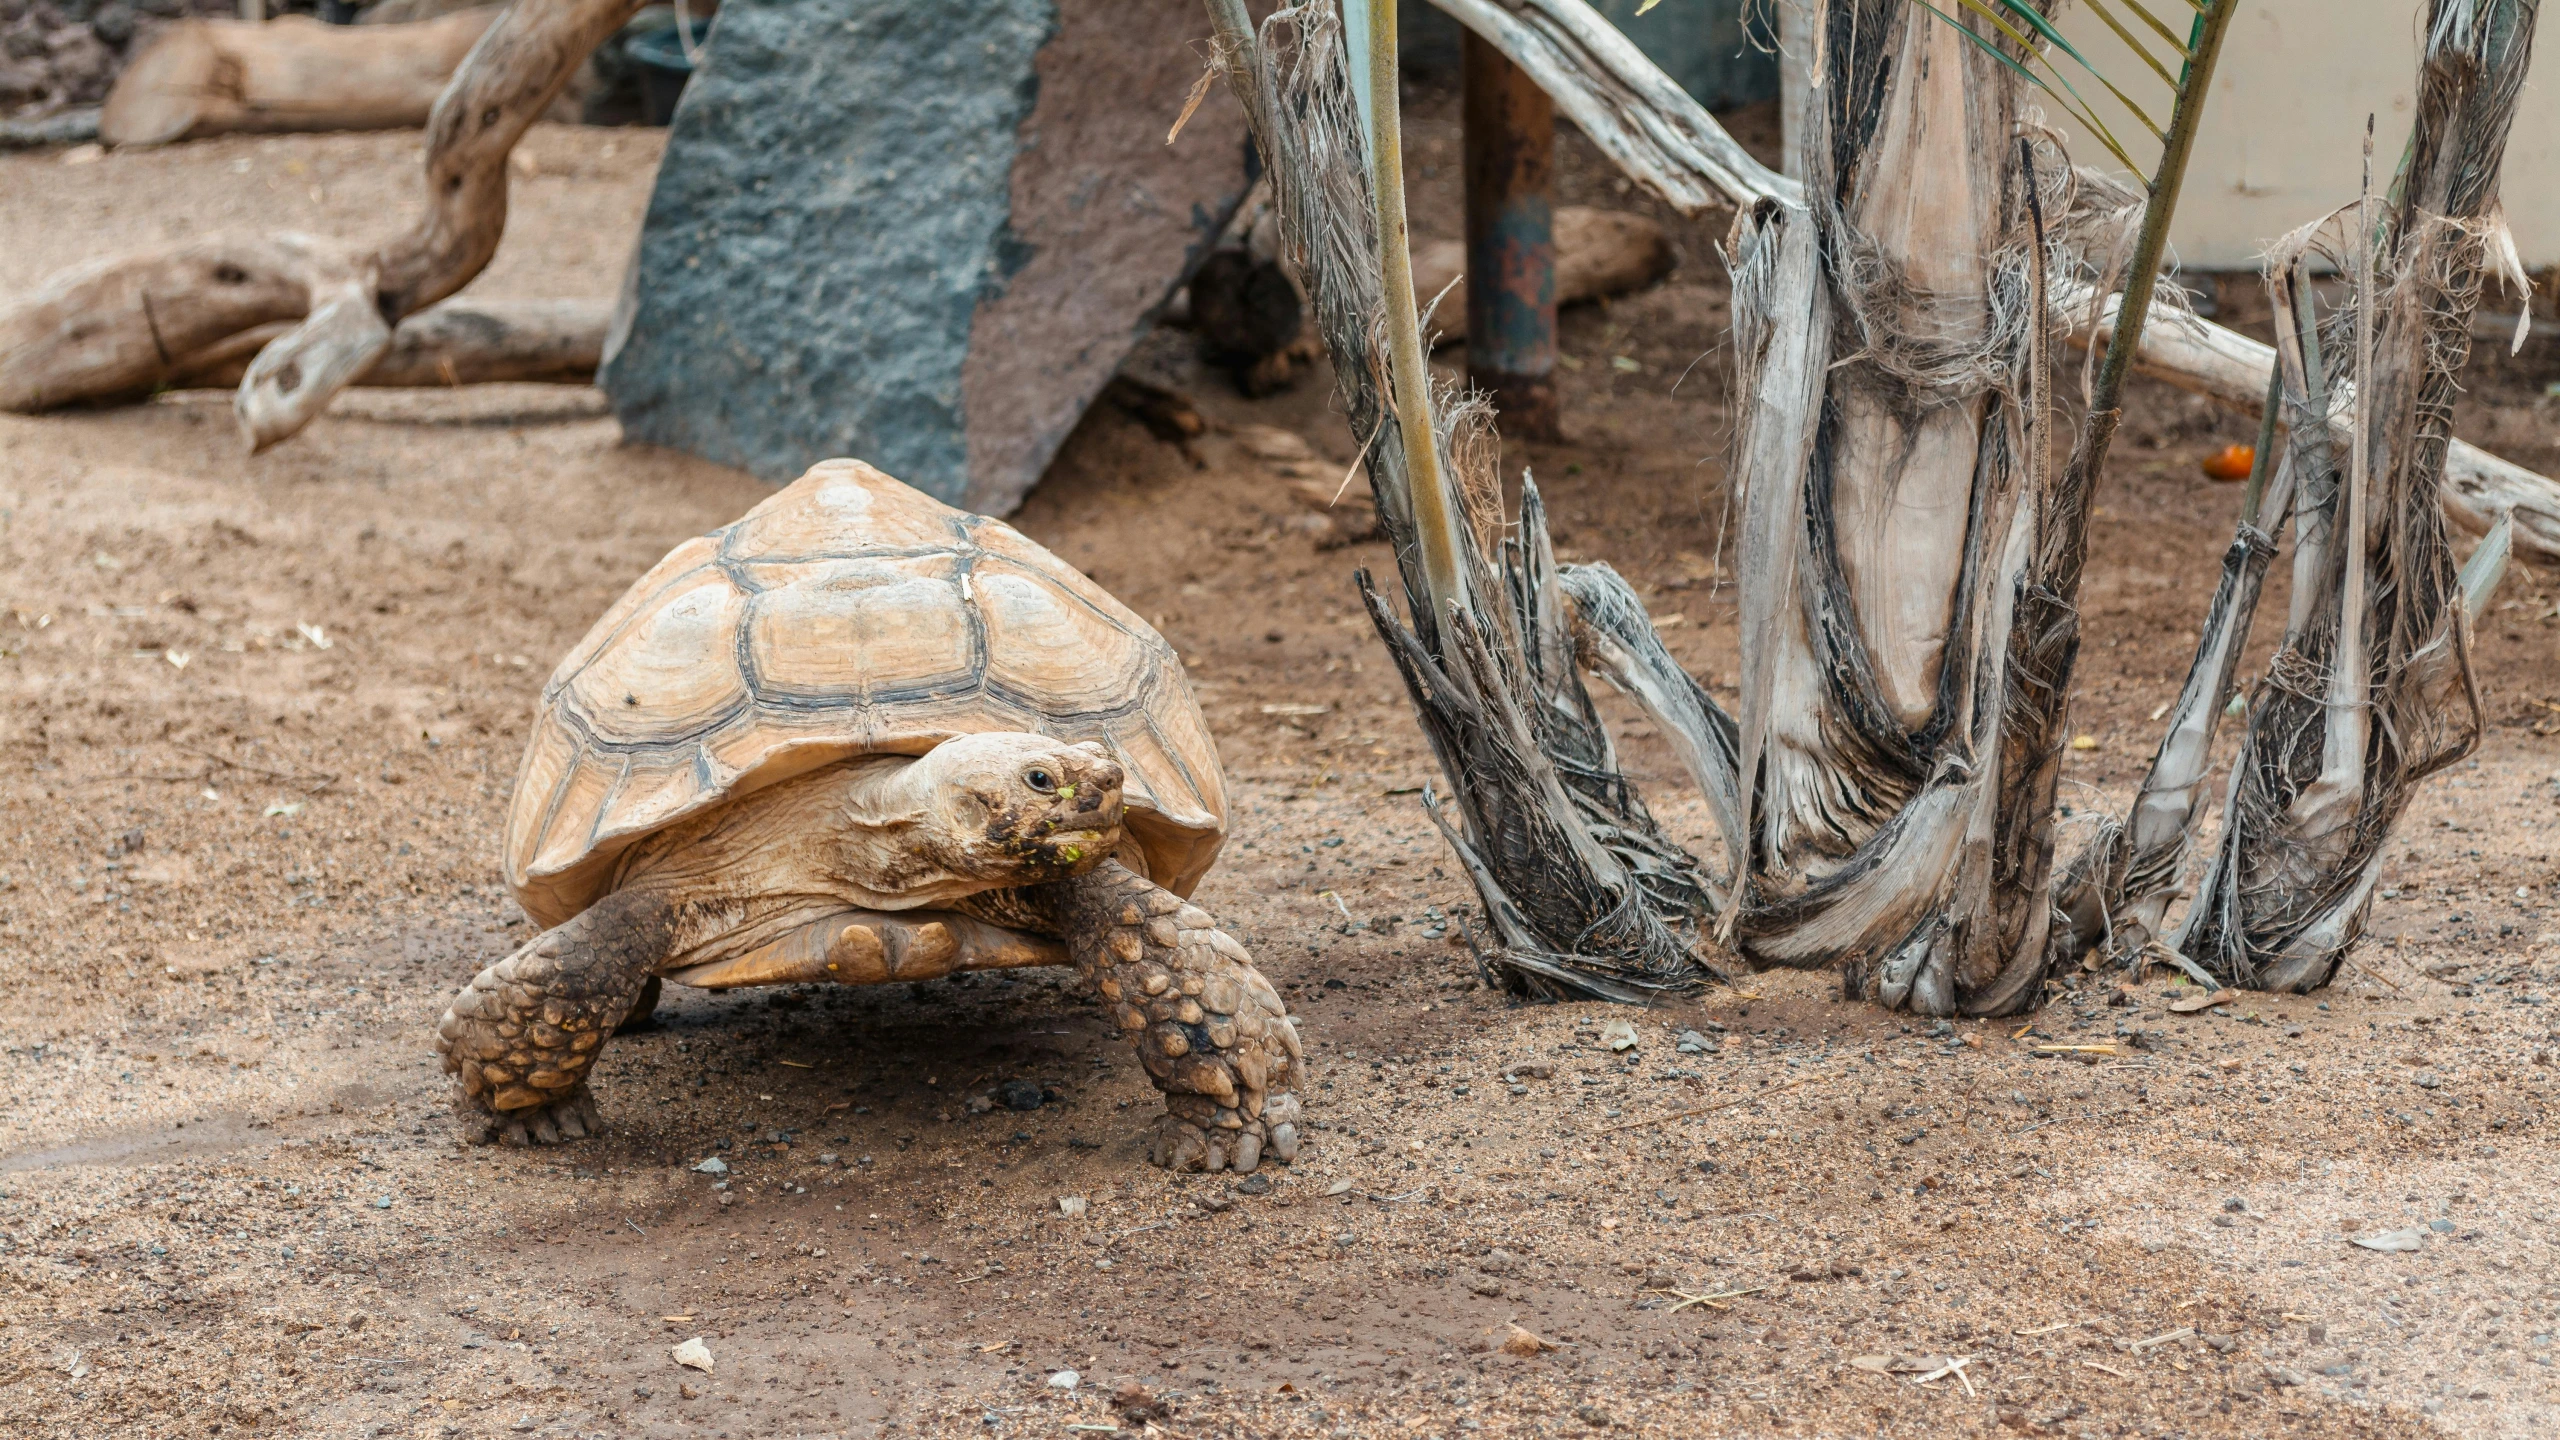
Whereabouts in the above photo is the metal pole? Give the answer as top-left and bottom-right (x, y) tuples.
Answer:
(1461, 28), (1559, 442)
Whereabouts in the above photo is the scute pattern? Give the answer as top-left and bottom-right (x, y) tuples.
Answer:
(506, 460), (1226, 927)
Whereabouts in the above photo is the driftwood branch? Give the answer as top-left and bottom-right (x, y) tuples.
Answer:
(0, 0), (639, 442)
(101, 9), (501, 148)
(240, 0), (642, 448)
(169, 298), (607, 389)
(1425, 0), (2560, 571)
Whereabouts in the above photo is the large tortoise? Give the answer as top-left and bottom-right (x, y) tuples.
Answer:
(432, 460), (1303, 1172)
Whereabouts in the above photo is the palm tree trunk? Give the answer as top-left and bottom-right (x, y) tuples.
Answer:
(2175, 0), (2538, 991)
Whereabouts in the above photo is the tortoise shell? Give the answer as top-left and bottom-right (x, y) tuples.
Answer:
(504, 460), (1226, 928)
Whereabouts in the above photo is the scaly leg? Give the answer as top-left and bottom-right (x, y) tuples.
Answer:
(1032, 862), (1305, 1173)
(432, 888), (672, 1146)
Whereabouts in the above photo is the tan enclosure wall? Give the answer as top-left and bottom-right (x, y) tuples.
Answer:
(1777, 2), (2558, 270)
(2052, 0), (2559, 269)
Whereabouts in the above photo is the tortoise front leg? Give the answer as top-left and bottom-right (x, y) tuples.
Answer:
(432, 888), (673, 1146)
(1038, 862), (1304, 1173)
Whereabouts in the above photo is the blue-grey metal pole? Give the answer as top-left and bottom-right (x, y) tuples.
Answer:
(1461, 27), (1559, 440)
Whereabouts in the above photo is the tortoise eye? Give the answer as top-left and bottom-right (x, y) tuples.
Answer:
(1025, 767), (1057, 794)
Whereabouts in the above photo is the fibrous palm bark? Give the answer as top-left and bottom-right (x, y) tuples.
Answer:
(1717, 3), (2064, 1014)
(1547, 0), (2227, 1016)
(2161, 1), (2537, 991)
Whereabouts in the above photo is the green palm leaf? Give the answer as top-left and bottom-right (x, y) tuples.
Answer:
(1920, 0), (2231, 191)
(1916, 0), (2149, 171)
(2081, 0), (2185, 90)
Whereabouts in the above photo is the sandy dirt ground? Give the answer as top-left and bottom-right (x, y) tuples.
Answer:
(2, 91), (2558, 1440)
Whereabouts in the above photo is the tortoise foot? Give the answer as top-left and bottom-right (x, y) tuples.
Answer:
(455, 1081), (603, 1147)
(433, 891), (668, 1149)
(1147, 1092), (1302, 1174)
(1034, 861), (1308, 1173)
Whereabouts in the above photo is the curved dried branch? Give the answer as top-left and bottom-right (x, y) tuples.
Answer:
(2064, 280), (2560, 567)
(1428, 0), (1794, 213)
(239, 0), (642, 449)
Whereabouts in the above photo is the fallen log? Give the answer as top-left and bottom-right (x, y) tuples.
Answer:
(0, 234), (374, 410)
(167, 297), (608, 389)
(1, 245), (604, 407)
(100, 10), (502, 148)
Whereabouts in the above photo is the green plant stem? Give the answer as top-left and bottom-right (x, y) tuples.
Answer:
(1365, 0), (1469, 625)
(2239, 359), (2283, 526)
(2085, 2), (2240, 426)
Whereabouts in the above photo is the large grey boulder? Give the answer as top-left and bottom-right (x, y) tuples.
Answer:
(601, 0), (1251, 513)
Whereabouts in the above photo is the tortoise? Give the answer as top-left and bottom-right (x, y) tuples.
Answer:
(432, 460), (1302, 1173)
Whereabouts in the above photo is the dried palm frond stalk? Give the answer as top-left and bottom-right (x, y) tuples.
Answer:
(1204, 0), (2239, 1010)
(1202, 0), (1728, 999)
(2051, 359), (2292, 968)
(2162, 1), (2537, 992)
(1708, 0), (2233, 1016)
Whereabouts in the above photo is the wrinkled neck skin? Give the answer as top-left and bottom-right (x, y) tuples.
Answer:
(617, 754), (999, 923)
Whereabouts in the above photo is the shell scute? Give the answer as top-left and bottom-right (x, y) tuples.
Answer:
(741, 555), (980, 705)
(560, 569), (753, 747)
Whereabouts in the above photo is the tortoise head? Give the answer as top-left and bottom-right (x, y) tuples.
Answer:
(916, 732), (1126, 883)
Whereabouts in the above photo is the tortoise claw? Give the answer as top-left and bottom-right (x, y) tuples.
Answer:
(1143, 1100), (1296, 1174)
(455, 1082), (603, 1148)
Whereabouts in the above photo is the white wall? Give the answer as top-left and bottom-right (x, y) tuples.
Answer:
(1777, 1), (2559, 270)
(2054, 0), (2558, 268)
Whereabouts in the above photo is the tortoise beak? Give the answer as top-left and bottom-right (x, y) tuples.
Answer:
(1049, 754), (1126, 833)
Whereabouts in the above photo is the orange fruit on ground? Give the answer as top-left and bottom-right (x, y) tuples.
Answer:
(2200, 444), (2255, 481)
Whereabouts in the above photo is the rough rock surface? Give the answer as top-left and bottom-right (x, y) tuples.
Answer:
(601, 0), (1250, 512)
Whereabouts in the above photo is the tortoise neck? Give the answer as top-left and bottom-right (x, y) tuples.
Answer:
(615, 754), (988, 913)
